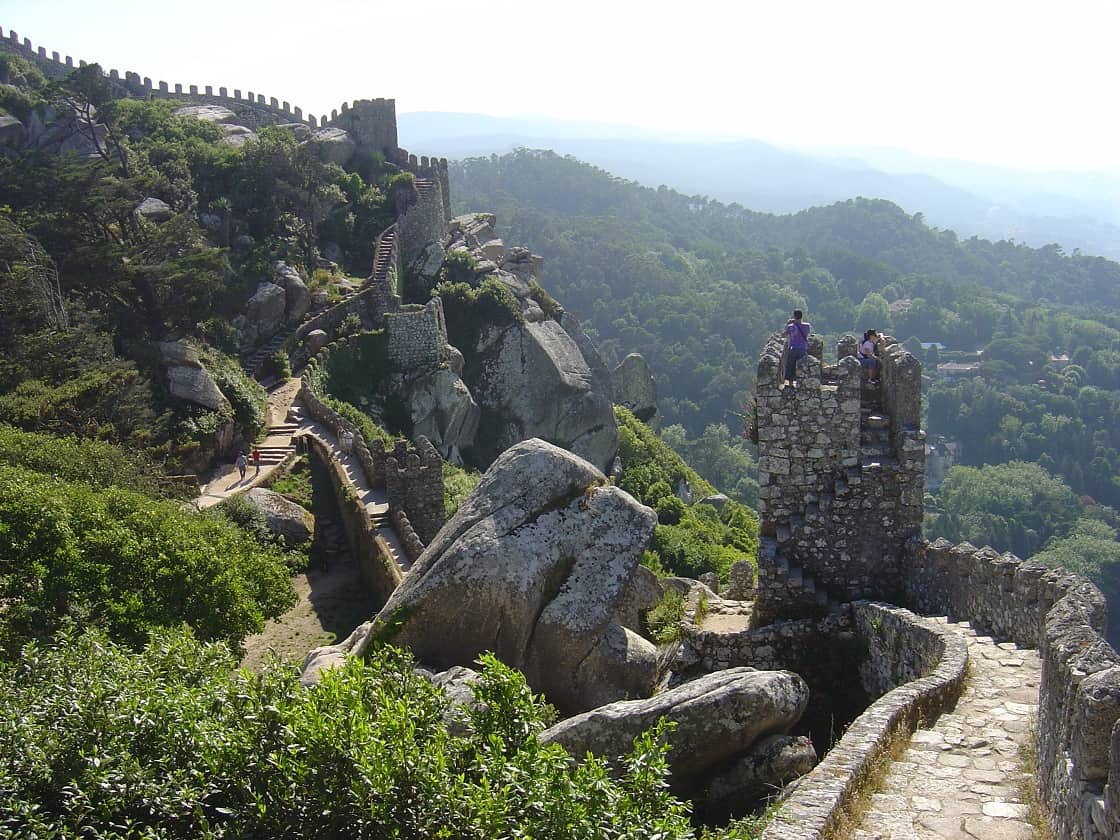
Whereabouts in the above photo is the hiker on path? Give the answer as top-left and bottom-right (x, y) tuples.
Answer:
(236, 452), (247, 481)
(252, 448), (261, 475)
(783, 309), (812, 386)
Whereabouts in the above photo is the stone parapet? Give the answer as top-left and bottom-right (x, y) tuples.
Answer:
(304, 434), (400, 603)
(384, 437), (445, 544)
(904, 537), (1120, 839)
(761, 603), (969, 840)
(390, 508), (425, 563)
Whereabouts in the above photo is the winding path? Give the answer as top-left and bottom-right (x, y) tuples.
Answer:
(191, 376), (408, 568)
(847, 618), (1041, 840)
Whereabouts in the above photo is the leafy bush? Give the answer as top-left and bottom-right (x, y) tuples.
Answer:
(261, 347), (293, 381)
(437, 277), (524, 353)
(646, 589), (686, 643)
(198, 345), (267, 439)
(444, 460), (481, 518)
(0, 631), (695, 839)
(0, 464), (295, 657)
(529, 279), (564, 321)
(616, 407), (759, 583)
(0, 424), (159, 494)
(269, 453), (314, 509)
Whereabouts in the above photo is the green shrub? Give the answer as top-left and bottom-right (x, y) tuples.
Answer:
(338, 311), (362, 336)
(269, 454), (314, 510)
(657, 494), (688, 525)
(0, 630), (695, 839)
(443, 461), (481, 519)
(646, 589), (686, 644)
(615, 406), (759, 582)
(0, 424), (159, 494)
(437, 278), (524, 353)
(529, 279), (564, 321)
(198, 345), (267, 439)
(261, 347), (292, 381)
(0, 464), (295, 657)
(440, 248), (480, 285)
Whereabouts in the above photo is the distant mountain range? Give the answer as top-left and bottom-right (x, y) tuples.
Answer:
(399, 112), (1120, 261)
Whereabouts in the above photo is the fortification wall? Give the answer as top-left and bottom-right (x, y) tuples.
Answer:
(762, 603), (969, 840)
(395, 147), (451, 219)
(753, 334), (924, 620)
(304, 434), (400, 602)
(0, 27), (401, 141)
(385, 298), (446, 370)
(397, 173), (449, 299)
(906, 538), (1120, 839)
(384, 438), (445, 544)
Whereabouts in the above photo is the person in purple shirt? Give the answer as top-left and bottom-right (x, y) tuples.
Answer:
(784, 309), (811, 386)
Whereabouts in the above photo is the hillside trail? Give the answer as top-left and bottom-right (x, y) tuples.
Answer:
(193, 378), (303, 509)
(186, 377), (409, 668)
(845, 618), (1041, 840)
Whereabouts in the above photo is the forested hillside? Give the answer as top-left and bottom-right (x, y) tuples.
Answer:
(451, 149), (1120, 618)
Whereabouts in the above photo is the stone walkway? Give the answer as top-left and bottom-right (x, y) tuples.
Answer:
(194, 378), (303, 509)
(848, 618), (1041, 840)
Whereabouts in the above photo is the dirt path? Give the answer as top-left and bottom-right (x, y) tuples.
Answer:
(240, 558), (377, 671)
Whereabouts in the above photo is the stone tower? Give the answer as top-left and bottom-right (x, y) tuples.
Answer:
(752, 333), (925, 625)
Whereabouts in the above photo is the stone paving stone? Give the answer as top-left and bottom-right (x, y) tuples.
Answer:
(846, 620), (1042, 839)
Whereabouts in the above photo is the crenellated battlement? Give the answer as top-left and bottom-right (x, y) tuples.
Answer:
(753, 332), (925, 623)
(0, 26), (401, 139)
(384, 437), (444, 543)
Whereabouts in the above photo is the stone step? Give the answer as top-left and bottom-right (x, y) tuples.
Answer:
(268, 423), (300, 435)
(862, 411), (891, 428)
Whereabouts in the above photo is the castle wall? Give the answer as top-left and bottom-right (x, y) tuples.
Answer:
(384, 438), (445, 544)
(304, 434), (400, 603)
(397, 173), (449, 294)
(326, 98), (398, 156)
(0, 28), (401, 138)
(761, 603), (969, 840)
(385, 298), (446, 370)
(753, 334), (924, 622)
(905, 539), (1120, 840)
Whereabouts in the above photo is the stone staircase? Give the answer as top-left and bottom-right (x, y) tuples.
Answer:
(759, 380), (900, 618)
(369, 224), (396, 282)
(414, 177), (435, 199)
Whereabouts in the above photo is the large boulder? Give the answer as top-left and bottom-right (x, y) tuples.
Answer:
(274, 261), (311, 323)
(244, 488), (313, 546)
(166, 364), (227, 411)
(612, 352), (659, 427)
(470, 319), (618, 471)
(244, 281), (286, 345)
(157, 340), (227, 411)
(362, 439), (657, 714)
(0, 113), (26, 148)
(696, 733), (817, 819)
(306, 127), (356, 167)
(135, 197), (173, 223)
(174, 104), (237, 123)
(540, 667), (809, 792)
(408, 368), (480, 460)
(613, 564), (663, 639)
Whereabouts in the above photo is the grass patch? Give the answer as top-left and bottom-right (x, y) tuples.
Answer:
(646, 590), (686, 644)
(1019, 715), (1053, 840)
(822, 723), (912, 839)
(269, 453), (313, 510)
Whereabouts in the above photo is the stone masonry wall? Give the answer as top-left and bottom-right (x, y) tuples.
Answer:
(385, 297), (447, 370)
(304, 434), (400, 603)
(384, 437), (445, 544)
(905, 538), (1120, 839)
(753, 333), (924, 622)
(762, 603), (969, 840)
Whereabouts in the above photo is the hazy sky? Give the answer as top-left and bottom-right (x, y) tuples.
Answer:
(1, 0), (1117, 171)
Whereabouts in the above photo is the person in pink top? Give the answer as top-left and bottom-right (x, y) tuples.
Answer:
(783, 309), (811, 386)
